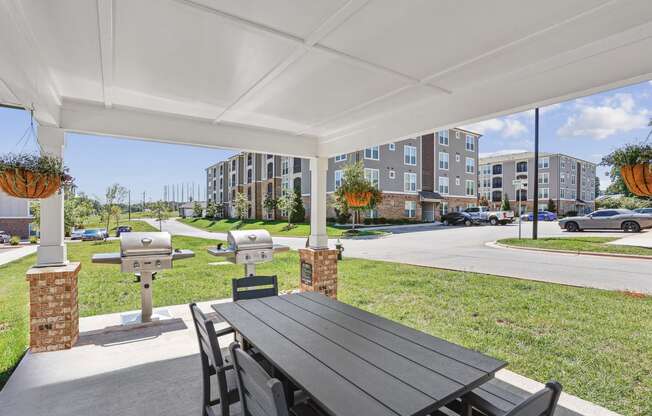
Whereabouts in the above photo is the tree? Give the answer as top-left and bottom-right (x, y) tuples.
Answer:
(547, 198), (556, 213)
(263, 193), (277, 218)
(193, 201), (203, 217)
(500, 193), (511, 211)
(110, 205), (122, 228)
(334, 161), (382, 230)
(594, 176), (601, 198)
(104, 183), (127, 232)
(277, 191), (299, 226)
(152, 200), (169, 231)
(290, 188), (306, 224)
(205, 201), (217, 219)
(233, 192), (249, 221)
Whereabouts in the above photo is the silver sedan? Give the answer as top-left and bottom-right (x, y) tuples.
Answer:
(559, 209), (652, 233)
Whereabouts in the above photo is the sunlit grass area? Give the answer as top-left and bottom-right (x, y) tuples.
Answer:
(499, 236), (652, 257)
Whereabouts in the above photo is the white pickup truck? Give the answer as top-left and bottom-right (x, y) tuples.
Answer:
(463, 206), (515, 225)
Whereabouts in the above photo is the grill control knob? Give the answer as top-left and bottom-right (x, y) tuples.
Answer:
(133, 261), (140, 269)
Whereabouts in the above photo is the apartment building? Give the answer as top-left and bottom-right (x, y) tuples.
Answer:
(206, 128), (481, 222)
(0, 189), (32, 239)
(478, 152), (596, 215)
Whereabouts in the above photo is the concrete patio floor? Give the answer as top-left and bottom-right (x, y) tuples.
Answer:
(0, 300), (620, 416)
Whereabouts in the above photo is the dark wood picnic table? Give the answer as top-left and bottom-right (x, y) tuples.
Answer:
(213, 292), (506, 416)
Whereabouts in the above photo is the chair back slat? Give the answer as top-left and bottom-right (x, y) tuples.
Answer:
(190, 303), (225, 367)
(229, 343), (289, 416)
(505, 382), (562, 416)
(232, 276), (278, 301)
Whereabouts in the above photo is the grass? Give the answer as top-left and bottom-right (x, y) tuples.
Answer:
(499, 237), (652, 257)
(1, 238), (650, 414)
(179, 217), (384, 237)
(84, 219), (159, 234)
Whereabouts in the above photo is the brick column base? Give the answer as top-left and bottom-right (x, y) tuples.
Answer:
(298, 248), (338, 298)
(26, 262), (81, 352)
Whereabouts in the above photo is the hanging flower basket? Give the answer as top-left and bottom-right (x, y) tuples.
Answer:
(344, 191), (372, 207)
(0, 154), (72, 199)
(620, 163), (652, 197)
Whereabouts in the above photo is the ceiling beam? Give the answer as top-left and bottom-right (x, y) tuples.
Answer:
(96, 0), (114, 108)
(60, 99), (320, 157)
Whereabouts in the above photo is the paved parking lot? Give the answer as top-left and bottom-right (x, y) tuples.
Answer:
(146, 219), (652, 294)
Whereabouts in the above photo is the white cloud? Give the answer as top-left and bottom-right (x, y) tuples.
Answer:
(479, 149), (528, 158)
(557, 93), (649, 139)
(463, 117), (528, 138)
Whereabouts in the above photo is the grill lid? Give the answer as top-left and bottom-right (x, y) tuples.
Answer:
(120, 232), (172, 256)
(227, 229), (273, 250)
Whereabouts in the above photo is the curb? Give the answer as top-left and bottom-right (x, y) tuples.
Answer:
(491, 241), (652, 260)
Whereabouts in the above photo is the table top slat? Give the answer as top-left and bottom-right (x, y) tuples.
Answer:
(283, 294), (486, 385)
(261, 296), (462, 403)
(213, 302), (396, 416)
(300, 292), (505, 372)
(238, 299), (433, 416)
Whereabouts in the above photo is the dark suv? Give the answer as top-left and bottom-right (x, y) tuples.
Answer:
(115, 225), (132, 237)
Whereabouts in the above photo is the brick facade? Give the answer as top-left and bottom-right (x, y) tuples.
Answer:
(26, 262), (81, 352)
(372, 193), (421, 220)
(299, 248), (338, 299)
(0, 217), (31, 239)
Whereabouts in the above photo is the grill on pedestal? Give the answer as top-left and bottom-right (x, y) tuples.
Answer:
(92, 232), (194, 324)
(208, 229), (289, 276)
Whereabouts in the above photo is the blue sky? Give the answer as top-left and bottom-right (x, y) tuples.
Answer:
(1, 80), (651, 199)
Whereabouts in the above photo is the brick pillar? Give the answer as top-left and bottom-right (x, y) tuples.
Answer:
(26, 262), (81, 352)
(299, 248), (338, 298)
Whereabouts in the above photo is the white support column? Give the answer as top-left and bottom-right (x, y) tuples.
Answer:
(37, 126), (67, 267)
(309, 156), (329, 249)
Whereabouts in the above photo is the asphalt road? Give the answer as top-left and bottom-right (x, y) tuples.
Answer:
(142, 218), (652, 294)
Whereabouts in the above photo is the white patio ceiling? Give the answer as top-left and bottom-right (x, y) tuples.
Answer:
(2, 0), (652, 157)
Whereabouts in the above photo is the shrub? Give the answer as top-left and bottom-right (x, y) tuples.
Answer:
(363, 218), (373, 225)
(290, 189), (306, 224)
(29, 236), (38, 244)
(9, 236), (20, 245)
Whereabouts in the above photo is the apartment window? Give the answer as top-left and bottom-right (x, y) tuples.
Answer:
(516, 161), (527, 173)
(267, 162), (273, 179)
(389, 170), (396, 179)
(438, 177), (449, 195)
(247, 187), (252, 201)
(571, 175), (576, 185)
(480, 164), (491, 175)
(438, 130), (449, 145)
(538, 172), (549, 185)
(481, 177), (491, 188)
(441, 202), (449, 215)
(538, 157), (550, 169)
(455, 153), (461, 163)
(465, 135), (475, 151)
(293, 158), (302, 174)
(492, 177), (502, 188)
(388, 143), (396, 151)
(404, 145), (417, 165)
(455, 131), (461, 139)
(281, 178), (289, 193)
(465, 157), (475, 174)
(364, 168), (379, 188)
(231, 159), (237, 170)
(231, 173), (236, 187)
(492, 164), (502, 175)
(560, 159), (566, 169)
(404, 201), (416, 218)
(219, 165), (223, 174)
(538, 187), (550, 199)
(364, 146), (380, 160)
(267, 154), (273, 159)
(267, 183), (273, 195)
(465, 180), (476, 196)
(516, 174), (527, 181)
(560, 173), (565, 185)
(438, 152), (449, 170)
(219, 177), (223, 188)
(404, 172), (417, 193)
(560, 188), (566, 199)
(281, 159), (289, 175)
(455, 177), (460, 186)
(334, 154), (347, 162)
(516, 189), (527, 201)
(247, 153), (252, 166)
(334, 170), (343, 190)
(247, 168), (253, 184)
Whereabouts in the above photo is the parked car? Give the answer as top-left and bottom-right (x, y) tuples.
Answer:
(441, 212), (478, 226)
(633, 207), (652, 215)
(0, 230), (11, 244)
(558, 209), (652, 232)
(115, 225), (132, 237)
(464, 206), (515, 225)
(70, 229), (84, 240)
(520, 211), (558, 222)
(81, 229), (106, 241)
(99, 228), (109, 239)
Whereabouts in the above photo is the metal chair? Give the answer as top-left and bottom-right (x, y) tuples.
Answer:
(229, 343), (325, 416)
(232, 276), (278, 301)
(459, 380), (562, 416)
(189, 303), (239, 416)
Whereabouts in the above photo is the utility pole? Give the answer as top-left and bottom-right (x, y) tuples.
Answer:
(533, 107), (540, 240)
(128, 190), (131, 221)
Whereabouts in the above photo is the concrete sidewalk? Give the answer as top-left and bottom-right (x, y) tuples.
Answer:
(607, 230), (652, 248)
(0, 300), (621, 416)
(0, 245), (37, 266)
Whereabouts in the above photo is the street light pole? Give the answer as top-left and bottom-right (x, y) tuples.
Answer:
(533, 107), (540, 240)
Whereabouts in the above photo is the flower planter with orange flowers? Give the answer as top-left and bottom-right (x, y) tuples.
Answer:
(344, 191), (372, 208)
(0, 168), (62, 199)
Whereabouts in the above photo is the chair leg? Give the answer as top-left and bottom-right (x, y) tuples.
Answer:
(201, 354), (212, 416)
(460, 399), (473, 416)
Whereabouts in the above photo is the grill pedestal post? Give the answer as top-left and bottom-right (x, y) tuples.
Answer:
(140, 271), (154, 323)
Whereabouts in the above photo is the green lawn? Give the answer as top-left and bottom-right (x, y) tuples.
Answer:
(499, 237), (652, 257)
(179, 217), (383, 237)
(1, 238), (650, 415)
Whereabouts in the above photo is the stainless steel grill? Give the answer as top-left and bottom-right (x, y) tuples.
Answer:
(92, 232), (194, 324)
(208, 229), (288, 276)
